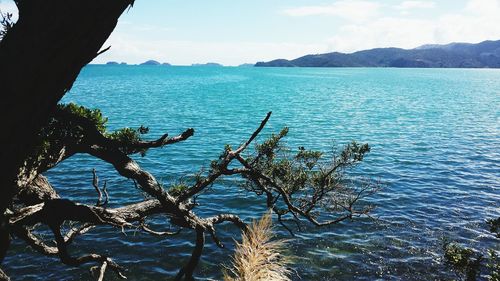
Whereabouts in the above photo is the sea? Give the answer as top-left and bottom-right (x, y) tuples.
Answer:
(4, 66), (500, 280)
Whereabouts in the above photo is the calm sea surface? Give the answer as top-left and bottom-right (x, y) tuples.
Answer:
(5, 66), (500, 280)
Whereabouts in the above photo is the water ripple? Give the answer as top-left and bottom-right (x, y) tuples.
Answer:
(4, 66), (500, 280)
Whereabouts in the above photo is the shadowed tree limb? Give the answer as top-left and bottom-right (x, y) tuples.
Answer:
(8, 199), (163, 228)
(10, 225), (58, 256)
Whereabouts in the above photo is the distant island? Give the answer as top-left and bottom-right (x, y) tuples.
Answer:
(191, 62), (223, 67)
(104, 61), (224, 66)
(139, 60), (171, 66)
(105, 60), (170, 66)
(256, 39), (500, 68)
(106, 61), (128, 65)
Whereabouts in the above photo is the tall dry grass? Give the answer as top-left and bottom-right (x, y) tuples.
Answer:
(223, 211), (291, 281)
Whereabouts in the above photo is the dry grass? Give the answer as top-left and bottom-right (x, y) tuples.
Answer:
(223, 211), (291, 281)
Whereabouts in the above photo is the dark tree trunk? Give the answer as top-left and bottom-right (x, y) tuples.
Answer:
(0, 0), (133, 262)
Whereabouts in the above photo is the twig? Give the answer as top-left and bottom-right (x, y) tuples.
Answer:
(92, 169), (103, 206)
(97, 261), (108, 281)
(102, 181), (109, 206)
(139, 221), (181, 236)
(95, 46), (111, 58)
(0, 267), (10, 281)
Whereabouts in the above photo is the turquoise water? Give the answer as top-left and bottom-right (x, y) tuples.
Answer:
(5, 66), (500, 280)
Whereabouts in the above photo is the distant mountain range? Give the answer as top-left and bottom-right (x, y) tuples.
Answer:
(255, 40), (500, 68)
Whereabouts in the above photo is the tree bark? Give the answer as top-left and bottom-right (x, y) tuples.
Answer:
(0, 0), (134, 262)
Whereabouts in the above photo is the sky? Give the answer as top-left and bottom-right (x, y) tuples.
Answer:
(1, 0), (500, 65)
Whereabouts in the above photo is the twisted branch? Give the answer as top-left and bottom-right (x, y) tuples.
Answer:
(6, 109), (377, 280)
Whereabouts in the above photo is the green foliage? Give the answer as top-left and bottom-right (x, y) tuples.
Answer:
(168, 183), (189, 196)
(443, 218), (500, 281)
(443, 242), (482, 281)
(255, 127), (288, 160)
(340, 141), (370, 163)
(59, 103), (108, 133)
(57, 103), (151, 155)
(106, 127), (148, 155)
(487, 217), (500, 238)
(295, 147), (322, 170)
(26, 103), (104, 168)
(242, 127), (374, 221)
(487, 250), (500, 281)
(107, 128), (142, 143)
(25, 103), (153, 173)
(249, 137), (370, 195)
(444, 243), (480, 269)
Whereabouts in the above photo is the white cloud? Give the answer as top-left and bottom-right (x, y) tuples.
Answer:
(93, 20), (328, 65)
(99, 0), (500, 65)
(283, 1), (381, 22)
(325, 0), (500, 53)
(395, 1), (435, 10)
(4, 0), (499, 65)
(94, 34), (327, 66)
(465, 0), (500, 15)
(326, 17), (436, 52)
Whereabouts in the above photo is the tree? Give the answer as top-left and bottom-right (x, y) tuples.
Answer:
(0, 0), (134, 269)
(0, 2), (378, 280)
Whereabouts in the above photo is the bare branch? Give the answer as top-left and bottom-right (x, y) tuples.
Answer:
(208, 214), (248, 232)
(139, 220), (181, 236)
(95, 45), (111, 58)
(175, 227), (205, 281)
(50, 224), (126, 279)
(120, 128), (195, 155)
(102, 181), (109, 206)
(92, 169), (103, 206)
(232, 111), (272, 155)
(0, 267), (10, 281)
(137, 128), (194, 148)
(97, 261), (108, 281)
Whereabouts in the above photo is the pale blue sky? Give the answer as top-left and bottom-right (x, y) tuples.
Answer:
(1, 0), (500, 65)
